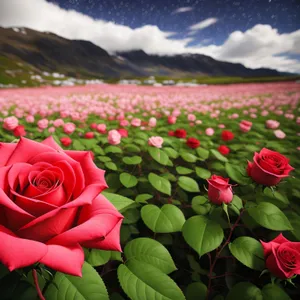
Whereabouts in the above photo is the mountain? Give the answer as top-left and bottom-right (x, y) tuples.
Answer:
(117, 50), (283, 77)
(0, 26), (291, 86)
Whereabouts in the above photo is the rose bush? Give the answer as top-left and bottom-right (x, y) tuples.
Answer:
(0, 137), (123, 276)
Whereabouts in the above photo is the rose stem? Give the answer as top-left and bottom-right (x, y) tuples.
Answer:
(205, 208), (245, 300)
(32, 269), (46, 300)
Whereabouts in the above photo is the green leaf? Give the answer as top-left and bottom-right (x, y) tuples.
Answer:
(148, 147), (169, 165)
(123, 144), (140, 153)
(229, 237), (264, 271)
(148, 173), (171, 196)
(102, 192), (135, 212)
(186, 282), (207, 300)
(226, 282), (262, 300)
(195, 167), (211, 179)
(176, 166), (194, 175)
(0, 264), (9, 280)
(120, 172), (138, 188)
(141, 204), (186, 233)
(123, 156), (142, 165)
(229, 195), (244, 215)
(192, 196), (211, 215)
(247, 202), (293, 231)
(285, 211), (300, 241)
(164, 147), (179, 159)
(196, 148), (210, 160)
(104, 161), (118, 171)
(124, 238), (177, 274)
(104, 145), (122, 154)
(73, 139), (85, 150)
(225, 163), (251, 185)
(181, 152), (198, 163)
(118, 260), (185, 300)
(97, 156), (112, 162)
(182, 216), (224, 256)
(211, 149), (228, 162)
(85, 249), (111, 267)
(135, 194), (153, 203)
(45, 262), (109, 300)
(178, 176), (200, 192)
(261, 284), (291, 300)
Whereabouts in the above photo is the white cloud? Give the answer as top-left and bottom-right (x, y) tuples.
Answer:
(188, 18), (218, 34)
(172, 7), (194, 14)
(0, 0), (299, 73)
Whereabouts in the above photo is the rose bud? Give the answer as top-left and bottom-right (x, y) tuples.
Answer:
(261, 234), (300, 279)
(207, 175), (233, 205)
(221, 130), (234, 141)
(84, 132), (94, 139)
(174, 129), (187, 139)
(90, 123), (97, 130)
(218, 145), (230, 155)
(168, 131), (175, 136)
(13, 125), (26, 137)
(60, 137), (72, 147)
(247, 148), (294, 186)
(186, 137), (200, 149)
(108, 129), (121, 145)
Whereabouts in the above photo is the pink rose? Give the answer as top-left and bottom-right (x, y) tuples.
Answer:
(131, 118), (141, 127)
(168, 116), (177, 125)
(266, 120), (280, 129)
(64, 123), (76, 134)
(119, 120), (129, 127)
(3, 116), (19, 131)
(205, 128), (214, 136)
(148, 136), (164, 148)
(53, 119), (64, 127)
(26, 115), (35, 123)
(108, 130), (121, 145)
(37, 119), (49, 130)
(97, 124), (106, 134)
(188, 114), (196, 122)
(148, 117), (157, 127)
(207, 175), (233, 205)
(0, 137), (123, 276)
(274, 130), (286, 139)
(48, 127), (55, 133)
(239, 120), (252, 133)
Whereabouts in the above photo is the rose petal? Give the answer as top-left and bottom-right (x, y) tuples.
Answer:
(40, 243), (84, 276)
(0, 143), (17, 166)
(82, 218), (123, 252)
(6, 138), (56, 165)
(46, 195), (123, 246)
(17, 207), (78, 242)
(42, 136), (63, 152)
(0, 189), (34, 230)
(0, 225), (47, 271)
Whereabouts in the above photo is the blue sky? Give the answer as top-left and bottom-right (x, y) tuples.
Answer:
(48, 0), (300, 46)
(1, 0), (300, 72)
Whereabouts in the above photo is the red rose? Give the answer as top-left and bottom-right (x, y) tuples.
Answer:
(13, 125), (26, 137)
(174, 129), (187, 138)
(84, 132), (94, 139)
(60, 137), (72, 147)
(247, 148), (294, 186)
(0, 137), (123, 276)
(186, 137), (200, 149)
(168, 131), (175, 136)
(221, 130), (234, 141)
(117, 128), (128, 138)
(218, 145), (230, 155)
(261, 234), (300, 279)
(90, 123), (97, 130)
(207, 175), (233, 205)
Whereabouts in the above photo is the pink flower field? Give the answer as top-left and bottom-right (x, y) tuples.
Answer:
(0, 81), (300, 300)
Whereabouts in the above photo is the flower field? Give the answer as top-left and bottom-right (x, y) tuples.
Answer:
(0, 82), (300, 300)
